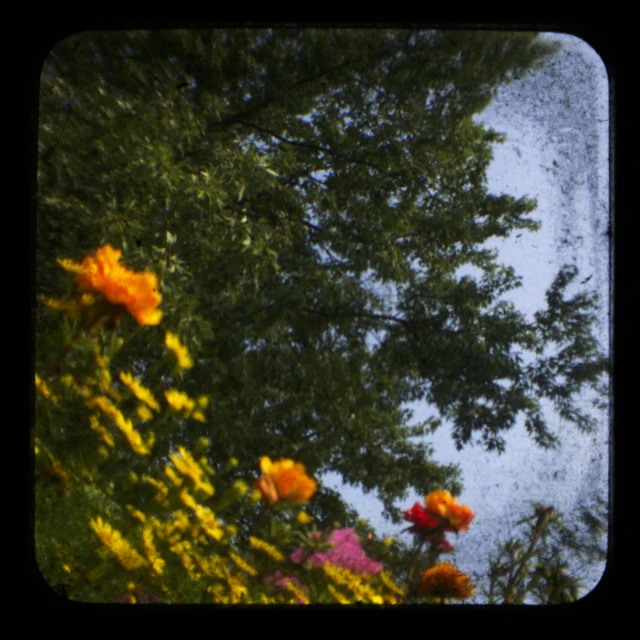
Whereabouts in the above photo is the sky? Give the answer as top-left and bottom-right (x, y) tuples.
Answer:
(321, 32), (610, 602)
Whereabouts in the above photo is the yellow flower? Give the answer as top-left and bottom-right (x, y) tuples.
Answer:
(137, 404), (153, 422)
(126, 505), (146, 523)
(249, 536), (285, 562)
(35, 374), (58, 404)
(170, 447), (214, 496)
(229, 552), (258, 577)
(164, 389), (196, 414)
(297, 510), (313, 525)
(142, 526), (165, 575)
(164, 464), (183, 487)
(119, 372), (160, 412)
(418, 562), (475, 601)
(380, 571), (404, 597)
(232, 480), (249, 497)
(164, 331), (194, 369)
(89, 517), (147, 571)
(254, 456), (317, 506)
(64, 244), (162, 326)
(281, 578), (310, 604)
(89, 415), (115, 447)
(382, 537), (394, 547)
(328, 584), (351, 604)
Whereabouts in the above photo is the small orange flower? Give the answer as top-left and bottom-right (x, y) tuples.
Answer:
(70, 244), (162, 326)
(255, 456), (317, 506)
(424, 490), (474, 532)
(418, 562), (475, 601)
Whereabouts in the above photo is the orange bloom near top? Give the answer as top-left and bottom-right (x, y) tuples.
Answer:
(255, 456), (317, 506)
(424, 490), (474, 532)
(74, 244), (162, 326)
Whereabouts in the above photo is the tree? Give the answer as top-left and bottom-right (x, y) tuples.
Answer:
(35, 28), (607, 571)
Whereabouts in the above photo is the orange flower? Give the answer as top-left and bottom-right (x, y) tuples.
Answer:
(255, 456), (317, 506)
(73, 244), (162, 326)
(418, 562), (475, 601)
(424, 490), (474, 532)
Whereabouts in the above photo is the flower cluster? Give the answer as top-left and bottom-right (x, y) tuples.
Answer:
(254, 456), (317, 506)
(291, 528), (383, 575)
(58, 244), (162, 326)
(418, 562), (475, 601)
(404, 490), (474, 551)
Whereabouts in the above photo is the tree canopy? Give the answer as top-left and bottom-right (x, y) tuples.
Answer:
(36, 28), (607, 537)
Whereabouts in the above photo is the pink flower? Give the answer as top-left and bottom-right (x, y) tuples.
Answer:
(291, 528), (383, 575)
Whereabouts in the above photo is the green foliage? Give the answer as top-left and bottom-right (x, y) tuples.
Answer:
(483, 500), (607, 604)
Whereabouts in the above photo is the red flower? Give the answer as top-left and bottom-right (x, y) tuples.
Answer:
(403, 502), (440, 532)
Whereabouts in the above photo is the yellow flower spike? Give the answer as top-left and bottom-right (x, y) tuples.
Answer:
(126, 505), (146, 523)
(282, 578), (310, 604)
(164, 389), (196, 414)
(164, 331), (193, 369)
(193, 504), (224, 541)
(164, 464), (183, 487)
(170, 447), (214, 496)
(297, 510), (313, 525)
(228, 457), (239, 469)
(142, 526), (165, 576)
(142, 474), (169, 502)
(382, 537), (394, 547)
(89, 415), (115, 448)
(229, 552), (258, 577)
(250, 489), (262, 502)
(196, 395), (209, 409)
(179, 487), (197, 510)
(328, 584), (351, 604)
(119, 372), (160, 412)
(137, 404), (153, 422)
(89, 516), (147, 571)
(380, 571), (405, 597)
(249, 536), (285, 562)
(56, 257), (91, 274)
(35, 374), (58, 404)
(191, 410), (206, 423)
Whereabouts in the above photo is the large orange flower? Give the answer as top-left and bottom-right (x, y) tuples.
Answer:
(418, 562), (475, 600)
(73, 244), (162, 326)
(255, 456), (317, 506)
(424, 490), (474, 532)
